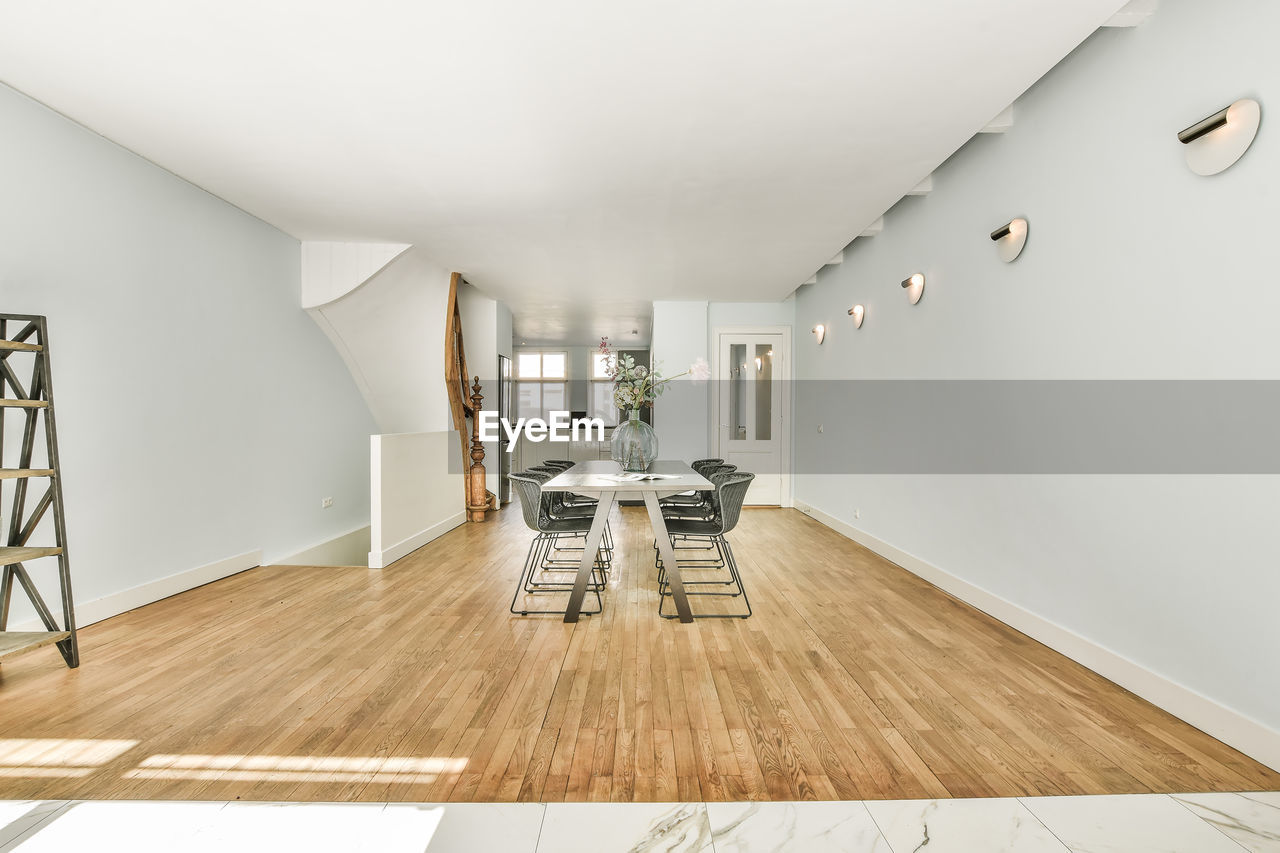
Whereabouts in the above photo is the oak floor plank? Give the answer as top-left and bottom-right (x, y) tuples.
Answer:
(0, 504), (1274, 802)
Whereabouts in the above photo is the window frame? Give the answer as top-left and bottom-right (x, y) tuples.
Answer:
(515, 350), (570, 425)
(588, 351), (619, 426)
(517, 350), (568, 380)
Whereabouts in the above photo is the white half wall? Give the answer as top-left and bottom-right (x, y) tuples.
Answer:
(0, 81), (375, 629)
(369, 431), (465, 569)
(793, 0), (1280, 768)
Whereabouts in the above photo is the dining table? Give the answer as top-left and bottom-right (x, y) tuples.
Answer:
(540, 459), (713, 623)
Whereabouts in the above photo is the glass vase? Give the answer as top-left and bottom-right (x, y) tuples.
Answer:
(611, 409), (659, 472)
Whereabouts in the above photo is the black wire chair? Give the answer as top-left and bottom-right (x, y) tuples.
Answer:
(508, 473), (609, 616)
(523, 467), (613, 558)
(655, 470), (755, 619)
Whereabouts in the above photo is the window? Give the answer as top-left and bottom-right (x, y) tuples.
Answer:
(517, 381), (566, 421)
(588, 382), (616, 425)
(516, 351), (568, 422)
(518, 351), (566, 380)
(517, 353), (541, 379)
(590, 352), (612, 380)
(588, 351), (618, 425)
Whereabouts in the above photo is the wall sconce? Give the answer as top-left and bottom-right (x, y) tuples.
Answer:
(901, 273), (925, 305)
(754, 356), (763, 372)
(812, 324), (826, 344)
(848, 304), (865, 328)
(990, 218), (1029, 263)
(1178, 98), (1261, 175)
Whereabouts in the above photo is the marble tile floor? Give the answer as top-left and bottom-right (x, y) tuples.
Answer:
(0, 792), (1277, 852)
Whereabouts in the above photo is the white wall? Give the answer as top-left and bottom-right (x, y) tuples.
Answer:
(307, 247), (453, 434)
(794, 0), (1280, 767)
(459, 282), (498, 388)
(496, 302), (513, 362)
(369, 431), (465, 568)
(652, 300), (795, 465)
(458, 282), (515, 498)
(300, 242), (410, 309)
(0, 82), (377, 625)
(708, 299), (795, 331)
(650, 301), (710, 462)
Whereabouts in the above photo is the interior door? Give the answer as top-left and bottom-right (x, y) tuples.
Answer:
(716, 333), (784, 505)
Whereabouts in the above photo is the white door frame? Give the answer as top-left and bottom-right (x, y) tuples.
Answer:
(710, 324), (793, 507)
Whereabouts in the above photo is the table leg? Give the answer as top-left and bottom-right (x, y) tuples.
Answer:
(563, 490), (616, 624)
(643, 491), (693, 623)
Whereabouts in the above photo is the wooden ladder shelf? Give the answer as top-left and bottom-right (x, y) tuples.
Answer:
(0, 314), (78, 668)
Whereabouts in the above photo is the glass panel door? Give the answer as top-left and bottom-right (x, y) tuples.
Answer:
(717, 333), (784, 505)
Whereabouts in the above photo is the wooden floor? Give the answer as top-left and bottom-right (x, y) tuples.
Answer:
(0, 504), (1276, 803)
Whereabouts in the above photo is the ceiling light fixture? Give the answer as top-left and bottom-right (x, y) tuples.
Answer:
(812, 324), (826, 344)
(1178, 98), (1261, 175)
(901, 273), (925, 305)
(990, 218), (1029, 263)
(848, 304), (865, 328)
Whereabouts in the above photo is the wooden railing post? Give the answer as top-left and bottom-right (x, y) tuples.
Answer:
(467, 376), (496, 522)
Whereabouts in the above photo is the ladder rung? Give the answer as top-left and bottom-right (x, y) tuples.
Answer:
(0, 469), (54, 480)
(0, 545), (63, 564)
(0, 340), (42, 353)
(0, 631), (71, 661)
(0, 399), (48, 408)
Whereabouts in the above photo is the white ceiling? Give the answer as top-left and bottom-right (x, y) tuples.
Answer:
(514, 301), (654, 349)
(0, 1), (1124, 342)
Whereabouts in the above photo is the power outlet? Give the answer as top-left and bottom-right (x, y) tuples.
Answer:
(854, 508), (861, 519)
(321, 497), (334, 509)
(817, 424), (824, 434)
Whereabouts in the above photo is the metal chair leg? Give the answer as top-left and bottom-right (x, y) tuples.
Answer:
(658, 534), (751, 619)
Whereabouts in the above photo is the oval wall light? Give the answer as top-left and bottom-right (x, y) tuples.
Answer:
(990, 218), (1029, 263)
(1178, 98), (1261, 176)
(812, 324), (826, 344)
(848, 304), (865, 328)
(901, 273), (925, 305)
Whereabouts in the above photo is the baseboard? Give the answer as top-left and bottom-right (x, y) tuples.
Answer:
(793, 499), (1280, 773)
(11, 549), (262, 632)
(270, 525), (371, 567)
(369, 511), (466, 569)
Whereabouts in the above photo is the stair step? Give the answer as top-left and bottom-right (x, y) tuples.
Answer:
(0, 631), (71, 662)
(0, 399), (49, 408)
(0, 545), (63, 564)
(0, 340), (42, 353)
(0, 469), (54, 480)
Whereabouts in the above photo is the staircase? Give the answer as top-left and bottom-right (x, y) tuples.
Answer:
(0, 314), (78, 668)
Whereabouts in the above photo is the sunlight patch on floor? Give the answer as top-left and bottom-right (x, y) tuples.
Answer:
(0, 740), (138, 781)
(122, 754), (469, 785)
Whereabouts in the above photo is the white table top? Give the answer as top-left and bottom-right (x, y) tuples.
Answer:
(541, 459), (713, 494)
